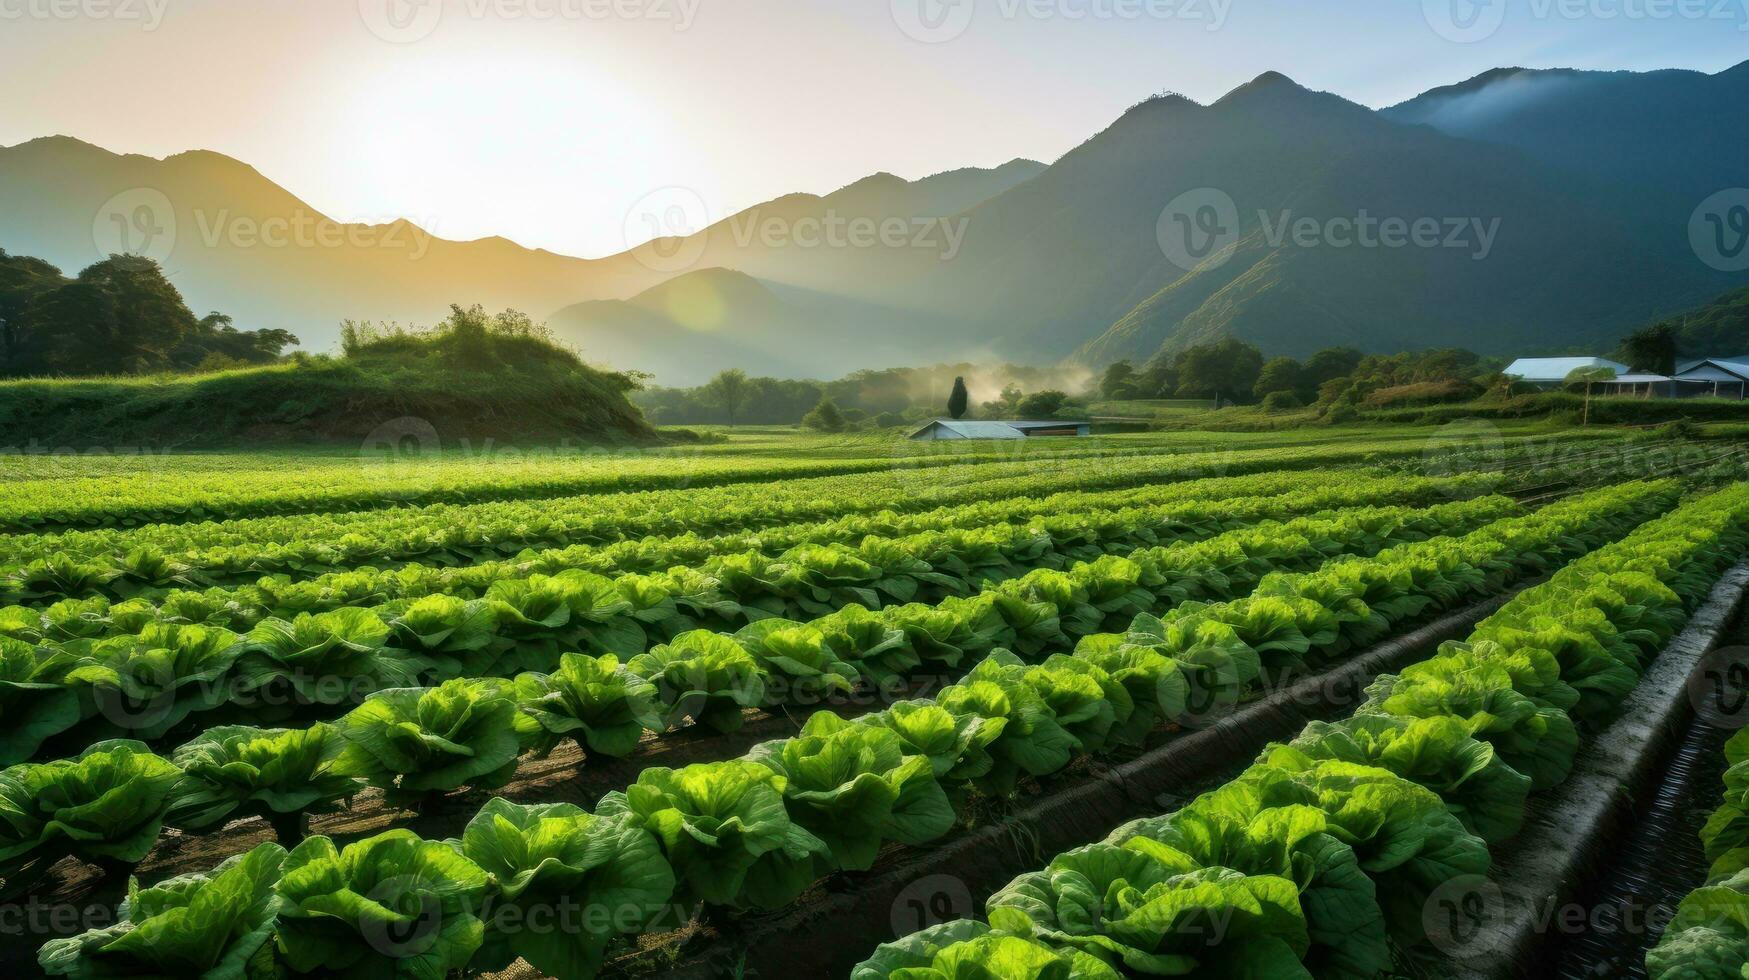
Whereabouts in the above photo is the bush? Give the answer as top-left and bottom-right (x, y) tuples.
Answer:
(1362, 379), (1481, 408)
(1260, 391), (1303, 413)
(801, 398), (846, 433)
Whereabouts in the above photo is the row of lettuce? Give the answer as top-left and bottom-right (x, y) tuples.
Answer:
(18, 481), (1676, 979)
(0, 440), (1454, 576)
(0, 495), (1523, 877)
(0, 489), (1516, 767)
(852, 482), (1749, 979)
(1646, 727), (1749, 975)
(0, 471), (1493, 606)
(0, 436), (1193, 532)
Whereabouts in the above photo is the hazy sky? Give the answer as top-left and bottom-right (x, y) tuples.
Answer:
(3, 0), (1744, 257)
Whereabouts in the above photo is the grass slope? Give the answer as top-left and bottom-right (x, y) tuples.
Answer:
(0, 321), (656, 449)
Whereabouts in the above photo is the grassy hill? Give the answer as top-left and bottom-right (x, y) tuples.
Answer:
(0, 307), (655, 449)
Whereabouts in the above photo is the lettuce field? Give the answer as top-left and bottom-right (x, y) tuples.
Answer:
(5, 427), (1749, 979)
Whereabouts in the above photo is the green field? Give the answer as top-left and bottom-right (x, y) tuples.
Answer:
(3, 426), (1749, 979)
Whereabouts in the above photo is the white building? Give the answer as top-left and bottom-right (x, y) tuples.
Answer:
(1673, 358), (1749, 399)
(907, 419), (1092, 440)
(1502, 356), (1630, 391)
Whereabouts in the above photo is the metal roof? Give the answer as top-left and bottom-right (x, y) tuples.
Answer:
(1675, 358), (1749, 381)
(907, 420), (1026, 439)
(1606, 374), (1673, 383)
(1503, 357), (1629, 381)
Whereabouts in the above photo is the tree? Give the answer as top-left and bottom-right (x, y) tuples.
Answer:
(1620, 323), (1678, 376)
(1137, 354), (1179, 399)
(1100, 360), (1138, 400)
(1174, 339), (1264, 407)
(1253, 356), (1304, 400)
(1565, 365), (1618, 426)
(801, 396), (846, 432)
(1016, 389), (1070, 419)
(984, 383), (1023, 416)
(1302, 347), (1365, 388)
(11, 255), (198, 375)
(703, 368), (751, 426)
(947, 376), (969, 419)
(0, 249), (69, 374)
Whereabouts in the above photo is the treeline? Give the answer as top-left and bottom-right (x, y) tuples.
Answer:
(1102, 340), (1508, 416)
(633, 363), (1095, 427)
(0, 249), (296, 377)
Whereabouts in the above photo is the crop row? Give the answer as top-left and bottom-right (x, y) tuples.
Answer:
(0, 437), (1203, 532)
(0, 472), (1493, 606)
(0, 437), (1471, 572)
(851, 482), (1749, 979)
(1, 494), (1517, 769)
(12, 482), (1675, 979)
(1646, 729), (1749, 976)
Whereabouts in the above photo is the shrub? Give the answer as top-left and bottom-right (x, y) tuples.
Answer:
(1362, 379), (1481, 408)
(1261, 391), (1303, 413)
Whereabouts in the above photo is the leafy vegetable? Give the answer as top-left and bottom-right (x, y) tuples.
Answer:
(38, 841), (287, 980)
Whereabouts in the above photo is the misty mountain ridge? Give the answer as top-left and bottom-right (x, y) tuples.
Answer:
(2, 59), (1746, 384)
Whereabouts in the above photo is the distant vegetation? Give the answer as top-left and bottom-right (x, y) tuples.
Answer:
(632, 362), (1095, 428)
(0, 249), (296, 377)
(0, 304), (653, 448)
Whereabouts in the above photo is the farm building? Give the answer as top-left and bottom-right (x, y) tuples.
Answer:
(1672, 357), (1749, 399)
(907, 419), (1092, 440)
(1503, 356), (1631, 390)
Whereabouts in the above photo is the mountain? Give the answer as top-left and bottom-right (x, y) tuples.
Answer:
(1384, 62), (1749, 215)
(549, 267), (959, 385)
(1066, 71), (1737, 365)
(0, 135), (1040, 360)
(1629, 287), (1749, 362)
(5, 61), (1748, 378)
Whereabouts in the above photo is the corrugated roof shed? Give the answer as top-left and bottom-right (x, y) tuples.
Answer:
(1503, 356), (1629, 381)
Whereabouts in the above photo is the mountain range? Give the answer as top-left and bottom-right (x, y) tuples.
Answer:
(2, 60), (1745, 384)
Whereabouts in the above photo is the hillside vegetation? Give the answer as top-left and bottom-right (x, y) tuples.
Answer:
(0, 305), (655, 448)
